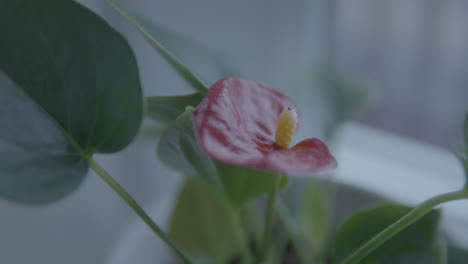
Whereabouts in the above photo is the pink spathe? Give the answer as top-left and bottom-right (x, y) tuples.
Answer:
(193, 77), (337, 175)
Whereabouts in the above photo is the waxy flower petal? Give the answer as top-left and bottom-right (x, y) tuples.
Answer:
(193, 77), (337, 175)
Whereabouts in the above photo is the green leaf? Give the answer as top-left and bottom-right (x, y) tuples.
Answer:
(215, 162), (289, 209)
(146, 93), (204, 125)
(157, 108), (287, 209)
(107, 0), (210, 94)
(332, 204), (444, 264)
(169, 179), (239, 264)
(448, 245), (468, 264)
(0, 0), (142, 203)
(0, 72), (88, 203)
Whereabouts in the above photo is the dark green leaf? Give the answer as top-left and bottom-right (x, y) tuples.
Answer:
(0, 0), (142, 203)
(146, 93), (204, 125)
(107, 0), (211, 94)
(0, 72), (88, 203)
(157, 108), (288, 209)
(448, 245), (468, 264)
(333, 204), (443, 264)
(170, 179), (238, 263)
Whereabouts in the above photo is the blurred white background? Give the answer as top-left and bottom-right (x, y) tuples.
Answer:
(333, 0), (468, 147)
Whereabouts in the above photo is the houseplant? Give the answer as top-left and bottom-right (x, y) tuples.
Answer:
(1, 0), (468, 263)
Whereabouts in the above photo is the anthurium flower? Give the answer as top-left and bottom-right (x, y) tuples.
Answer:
(193, 77), (337, 175)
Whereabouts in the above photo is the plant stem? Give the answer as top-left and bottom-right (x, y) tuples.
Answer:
(258, 174), (283, 262)
(341, 189), (468, 264)
(228, 210), (254, 264)
(106, 0), (209, 94)
(89, 158), (195, 264)
(276, 199), (315, 264)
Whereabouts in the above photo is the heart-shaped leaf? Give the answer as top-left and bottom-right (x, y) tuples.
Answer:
(332, 204), (443, 264)
(146, 93), (203, 125)
(0, 72), (89, 203)
(0, 0), (142, 203)
(158, 107), (287, 209)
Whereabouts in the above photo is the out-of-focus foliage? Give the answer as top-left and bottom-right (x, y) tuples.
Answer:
(170, 179), (238, 264)
(447, 246), (468, 264)
(333, 204), (444, 264)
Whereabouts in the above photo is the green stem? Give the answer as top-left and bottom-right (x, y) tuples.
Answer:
(258, 174), (283, 262)
(228, 210), (254, 264)
(341, 189), (468, 264)
(106, 0), (209, 94)
(276, 199), (315, 264)
(89, 158), (195, 264)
